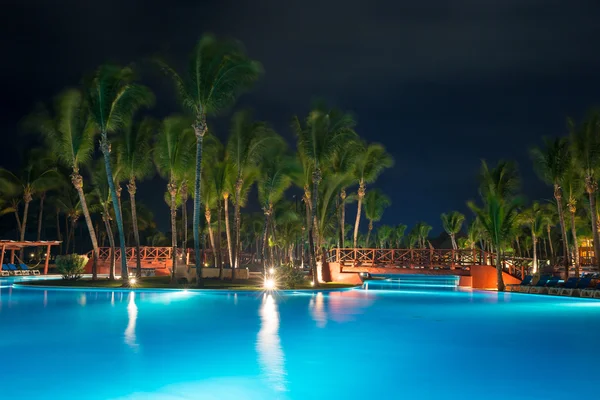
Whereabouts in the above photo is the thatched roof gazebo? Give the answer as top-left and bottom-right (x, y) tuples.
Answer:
(0, 240), (62, 274)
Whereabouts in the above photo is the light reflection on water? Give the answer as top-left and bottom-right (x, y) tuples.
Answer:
(125, 292), (138, 350)
(256, 293), (287, 392)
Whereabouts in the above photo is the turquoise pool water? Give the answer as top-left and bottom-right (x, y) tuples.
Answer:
(1, 276), (599, 399)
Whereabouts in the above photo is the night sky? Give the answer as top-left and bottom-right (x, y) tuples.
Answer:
(2, 0), (600, 234)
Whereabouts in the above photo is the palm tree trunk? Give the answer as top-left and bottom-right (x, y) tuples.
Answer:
(217, 200), (223, 280)
(205, 207), (217, 268)
(182, 195), (188, 249)
(233, 176), (243, 278)
(532, 232), (538, 274)
(353, 181), (365, 248)
(339, 189), (346, 248)
(72, 173), (100, 280)
(554, 185), (570, 273)
(261, 208), (270, 275)
(496, 249), (505, 291)
(587, 187), (600, 270)
(168, 181), (178, 283)
(193, 116), (206, 287)
(64, 214), (70, 255)
(366, 220), (373, 247)
(71, 219), (76, 253)
(224, 194), (233, 268)
(103, 213), (116, 280)
(570, 210), (580, 277)
(100, 134), (129, 285)
(19, 198), (31, 260)
(310, 169), (321, 287)
(56, 209), (62, 254)
(127, 178), (142, 278)
(515, 236), (522, 257)
(14, 208), (22, 238)
(37, 192), (45, 242)
(450, 234), (457, 250)
(546, 224), (554, 261)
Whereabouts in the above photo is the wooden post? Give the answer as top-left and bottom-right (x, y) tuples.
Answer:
(10, 249), (15, 264)
(0, 244), (5, 267)
(44, 244), (51, 275)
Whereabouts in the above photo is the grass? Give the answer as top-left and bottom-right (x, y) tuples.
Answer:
(18, 275), (358, 291)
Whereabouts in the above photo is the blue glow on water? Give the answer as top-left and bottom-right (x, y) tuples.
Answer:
(2, 276), (600, 399)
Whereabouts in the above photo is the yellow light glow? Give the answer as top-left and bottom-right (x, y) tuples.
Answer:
(264, 278), (276, 290)
(310, 281), (315, 287)
(269, 267), (275, 275)
(130, 277), (137, 285)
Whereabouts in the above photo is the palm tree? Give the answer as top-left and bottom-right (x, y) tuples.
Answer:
(117, 117), (156, 278)
(157, 35), (262, 286)
(352, 142), (393, 247)
(541, 203), (557, 262)
(562, 167), (584, 276)
(392, 224), (407, 248)
(85, 65), (154, 285)
(469, 192), (521, 291)
(570, 112), (600, 270)
(0, 161), (60, 259)
(330, 139), (361, 247)
(91, 162), (117, 279)
(519, 202), (545, 273)
(415, 222), (433, 249)
(363, 189), (391, 247)
(154, 116), (195, 282)
(293, 106), (357, 287)
(531, 138), (572, 269)
(54, 188), (84, 255)
(377, 225), (394, 248)
(441, 211), (465, 250)
(226, 111), (273, 275)
(257, 146), (298, 276)
(465, 219), (484, 250)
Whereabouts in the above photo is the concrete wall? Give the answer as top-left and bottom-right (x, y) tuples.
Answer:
(470, 265), (521, 290)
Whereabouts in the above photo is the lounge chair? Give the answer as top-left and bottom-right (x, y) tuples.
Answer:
(530, 276), (560, 294)
(560, 277), (592, 297)
(19, 263), (39, 275)
(580, 282), (600, 299)
(6, 264), (22, 276)
(1, 264), (10, 277)
(549, 277), (578, 295)
(507, 275), (533, 292)
(12, 263), (30, 275)
(520, 275), (550, 293)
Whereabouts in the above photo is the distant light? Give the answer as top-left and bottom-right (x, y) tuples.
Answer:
(204, 263), (208, 267)
(269, 267), (275, 275)
(264, 278), (276, 290)
(43, 253), (47, 257)
(311, 281), (315, 287)
(130, 277), (137, 285)
(30, 253), (34, 257)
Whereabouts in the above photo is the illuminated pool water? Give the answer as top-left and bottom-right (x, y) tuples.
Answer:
(1, 277), (599, 399)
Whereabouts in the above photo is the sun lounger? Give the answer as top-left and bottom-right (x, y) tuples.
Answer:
(1, 264), (10, 277)
(19, 263), (39, 275)
(520, 275), (550, 293)
(12, 263), (30, 275)
(530, 276), (560, 294)
(6, 264), (23, 276)
(507, 275), (533, 292)
(549, 277), (578, 295)
(580, 282), (600, 299)
(560, 277), (592, 297)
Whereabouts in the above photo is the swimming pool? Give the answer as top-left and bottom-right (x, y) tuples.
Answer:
(1, 276), (599, 399)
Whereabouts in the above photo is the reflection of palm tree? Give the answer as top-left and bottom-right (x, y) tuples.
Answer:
(256, 294), (286, 393)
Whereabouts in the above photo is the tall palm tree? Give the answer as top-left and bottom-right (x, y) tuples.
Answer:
(469, 192), (521, 291)
(441, 211), (465, 250)
(351, 142), (393, 247)
(562, 167), (584, 276)
(85, 65), (154, 285)
(570, 112), (600, 270)
(518, 202), (545, 273)
(117, 117), (156, 278)
(157, 35), (262, 286)
(541, 203), (557, 262)
(392, 224), (407, 248)
(330, 139), (361, 247)
(91, 162), (117, 279)
(154, 116), (195, 282)
(531, 138), (572, 269)
(293, 106), (357, 286)
(257, 147), (298, 276)
(415, 222), (433, 249)
(363, 189), (391, 247)
(226, 111), (273, 275)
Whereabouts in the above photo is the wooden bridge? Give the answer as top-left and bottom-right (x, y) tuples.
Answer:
(85, 246), (254, 276)
(326, 248), (537, 280)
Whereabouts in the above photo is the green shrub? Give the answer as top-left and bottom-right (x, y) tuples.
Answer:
(276, 264), (305, 289)
(56, 254), (88, 280)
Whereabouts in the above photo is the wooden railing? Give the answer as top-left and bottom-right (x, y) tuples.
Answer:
(326, 248), (538, 279)
(87, 246), (253, 267)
